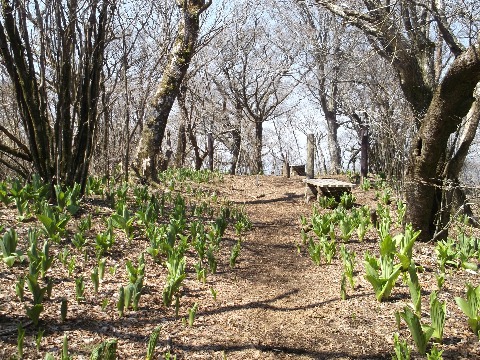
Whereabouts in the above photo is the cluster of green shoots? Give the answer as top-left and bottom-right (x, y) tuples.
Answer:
(301, 192), (379, 299)
(301, 181), (480, 358)
(393, 213), (480, 358)
(301, 193), (370, 269)
(0, 169), (251, 359)
(435, 217), (479, 272)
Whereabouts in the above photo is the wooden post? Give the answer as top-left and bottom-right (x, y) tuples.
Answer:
(283, 154), (290, 178)
(305, 133), (316, 202)
(306, 133), (315, 179)
(207, 132), (214, 171)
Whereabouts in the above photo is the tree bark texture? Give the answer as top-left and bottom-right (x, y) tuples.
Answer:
(405, 43), (480, 240)
(133, 0), (211, 180)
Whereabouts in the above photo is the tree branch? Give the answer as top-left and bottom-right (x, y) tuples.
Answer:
(0, 156), (28, 178)
(0, 142), (32, 161)
(0, 125), (31, 157)
(199, 0), (212, 14)
(431, 0), (464, 57)
(313, 1), (379, 37)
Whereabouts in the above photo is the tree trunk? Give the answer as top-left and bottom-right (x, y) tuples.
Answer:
(207, 132), (214, 172)
(175, 86), (189, 168)
(405, 44), (480, 241)
(300, 4), (342, 175)
(360, 125), (369, 180)
(325, 110), (341, 173)
(315, 136), (328, 175)
(133, 0), (211, 180)
(187, 121), (206, 170)
(306, 133), (315, 179)
(253, 120), (263, 174)
(283, 156), (290, 178)
(230, 128), (241, 175)
(435, 88), (480, 238)
(175, 123), (187, 168)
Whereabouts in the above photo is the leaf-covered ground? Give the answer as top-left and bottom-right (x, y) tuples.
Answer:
(1, 174), (480, 359)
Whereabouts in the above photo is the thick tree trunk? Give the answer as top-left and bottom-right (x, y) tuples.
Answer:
(405, 44), (480, 241)
(133, 0), (211, 180)
(435, 90), (480, 238)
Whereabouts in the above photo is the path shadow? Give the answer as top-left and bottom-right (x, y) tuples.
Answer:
(234, 193), (303, 206)
(200, 289), (373, 315)
(174, 342), (390, 359)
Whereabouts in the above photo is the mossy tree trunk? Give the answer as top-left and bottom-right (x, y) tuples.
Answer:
(133, 0), (211, 180)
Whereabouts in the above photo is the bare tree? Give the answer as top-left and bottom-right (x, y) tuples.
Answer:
(211, 3), (299, 174)
(105, 1), (177, 181)
(0, 0), (113, 193)
(313, 0), (480, 240)
(292, 2), (347, 173)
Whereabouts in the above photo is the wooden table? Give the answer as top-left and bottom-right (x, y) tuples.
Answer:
(303, 178), (356, 201)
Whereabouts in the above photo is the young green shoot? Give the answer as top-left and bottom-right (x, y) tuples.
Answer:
(455, 283), (480, 338)
(146, 326), (162, 360)
(400, 306), (434, 355)
(188, 303), (199, 327)
(36, 328), (45, 351)
(75, 276), (85, 302)
(17, 323), (26, 359)
(392, 333), (410, 360)
(430, 291), (446, 342)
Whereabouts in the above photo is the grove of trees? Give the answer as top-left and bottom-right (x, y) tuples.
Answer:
(0, 0), (479, 241)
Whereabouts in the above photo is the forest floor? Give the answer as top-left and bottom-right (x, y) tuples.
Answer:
(1, 174), (480, 359)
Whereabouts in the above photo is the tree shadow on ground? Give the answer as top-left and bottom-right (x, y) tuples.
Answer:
(233, 193), (304, 206)
(175, 342), (390, 359)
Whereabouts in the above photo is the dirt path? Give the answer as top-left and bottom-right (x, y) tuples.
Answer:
(170, 176), (392, 359)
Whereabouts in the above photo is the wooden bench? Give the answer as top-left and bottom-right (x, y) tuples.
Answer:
(303, 178), (356, 202)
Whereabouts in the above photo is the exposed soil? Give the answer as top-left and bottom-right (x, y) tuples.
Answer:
(1, 175), (480, 359)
